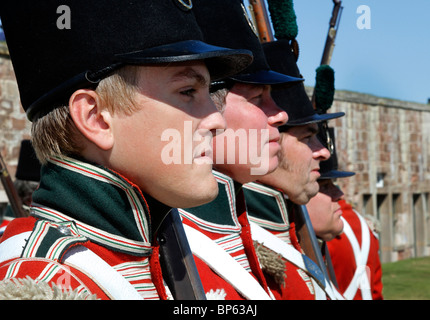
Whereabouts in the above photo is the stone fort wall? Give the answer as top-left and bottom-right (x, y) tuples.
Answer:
(307, 87), (430, 263)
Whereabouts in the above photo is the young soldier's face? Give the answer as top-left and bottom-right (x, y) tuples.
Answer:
(259, 123), (331, 205)
(306, 179), (344, 241)
(212, 83), (288, 183)
(109, 61), (226, 208)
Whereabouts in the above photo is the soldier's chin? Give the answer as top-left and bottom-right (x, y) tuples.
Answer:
(178, 178), (219, 209)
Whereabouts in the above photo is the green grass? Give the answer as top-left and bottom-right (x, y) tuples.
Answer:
(382, 256), (430, 300)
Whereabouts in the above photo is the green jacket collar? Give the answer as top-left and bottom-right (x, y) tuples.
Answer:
(179, 170), (242, 234)
(30, 156), (162, 256)
(243, 182), (290, 232)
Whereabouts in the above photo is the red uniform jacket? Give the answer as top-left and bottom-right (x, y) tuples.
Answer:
(327, 200), (383, 300)
(179, 171), (273, 300)
(0, 156), (172, 300)
(243, 182), (323, 300)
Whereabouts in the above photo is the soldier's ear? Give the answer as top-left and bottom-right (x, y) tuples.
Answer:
(68, 89), (114, 151)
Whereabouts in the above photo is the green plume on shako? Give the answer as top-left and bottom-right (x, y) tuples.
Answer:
(266, 0), (298, 40)
(314, 64), (335, 114)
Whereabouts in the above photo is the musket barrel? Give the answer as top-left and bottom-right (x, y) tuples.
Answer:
(0, 153), (27, 218)
(158, 208), (206, 300)
(249, 0), (275, 42)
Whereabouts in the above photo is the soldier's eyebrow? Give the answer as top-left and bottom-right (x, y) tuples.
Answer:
(307, 125), (319, 135)
(170, 67), (209, 87)
(301, 123), (319, 136)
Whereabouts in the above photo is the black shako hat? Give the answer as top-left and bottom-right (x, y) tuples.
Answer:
(318, 125), (355, 179)
(263, 39), (344, 126)
(15, 140), (41, 182)
(192, 0), (302, 85)
(0, 0), (253, 121)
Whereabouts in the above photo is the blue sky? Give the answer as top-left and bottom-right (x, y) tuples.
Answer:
(292, 0), (430, 104)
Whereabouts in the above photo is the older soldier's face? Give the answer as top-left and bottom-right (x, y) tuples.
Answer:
(258, 123), (331, 205)
(306, 179), (345, 241)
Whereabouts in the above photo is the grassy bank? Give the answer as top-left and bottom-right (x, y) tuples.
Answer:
(382, 256), (430, 300)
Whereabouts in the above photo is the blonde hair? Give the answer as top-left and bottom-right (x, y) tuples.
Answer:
(31, 66), (140, 164)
